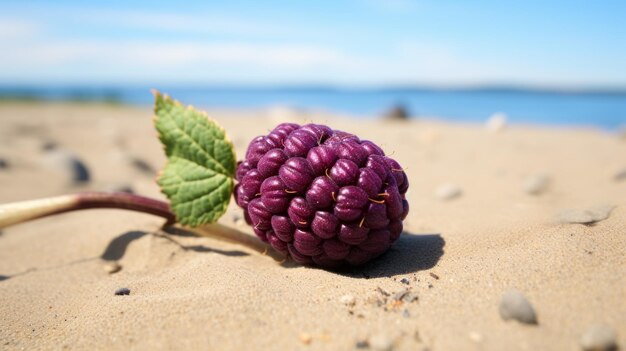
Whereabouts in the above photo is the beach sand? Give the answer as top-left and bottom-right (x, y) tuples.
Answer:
(0, 102), (624, 350)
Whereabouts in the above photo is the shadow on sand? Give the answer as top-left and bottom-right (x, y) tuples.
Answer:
(1, 228), (442, 282)
(100, 229), (250, 261)
(100, 228), (444, 278)
(290, 231), (446, 278)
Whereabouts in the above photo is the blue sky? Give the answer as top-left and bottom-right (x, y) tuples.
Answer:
(1, 0), (624, 87)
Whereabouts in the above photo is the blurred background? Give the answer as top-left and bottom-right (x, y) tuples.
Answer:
(1, 0), (625, 129)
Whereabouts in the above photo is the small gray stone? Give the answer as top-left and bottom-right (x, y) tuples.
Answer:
(369, 333), (394, 351)
(114, 287), (130, 296)
(435, 183), (462, 200)
(400, 278), (410, 285)
(402, 292), (418, 303)
(557, 205), (614, 225)
(355, 339), (369, 349)
(613, 168), (626, 182)
(103, 184), (134, 194)
(499, 289), (538, 325)
(41, 149), (90, 184)
(523, 174), (550, 195)
(485, 113), (507, 132)
(0, 158), (8, 170)
(393, 288), (410, 302)
(103, 261), (122, 274)
(129, 156), (156, 176)
(468, 332), (483, 343)
(232, 213), (246, 227)
(580, 325), (618, 351)
(383, 104), (410, 121)
(339, 294), (356, 306)
(618, 126), (626, 141)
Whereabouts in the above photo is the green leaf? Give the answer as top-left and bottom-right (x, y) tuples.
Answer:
(153, 91), (236, 226)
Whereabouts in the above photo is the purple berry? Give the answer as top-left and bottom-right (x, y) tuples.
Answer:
(235, 123), (409, 267)
(357, 168), (383, 197)
(266, 123), (299, 147)
(338, 223), (369, 245)
(245, 136), (273, 166)
(257, 149), (288, 178)
(361, 140), (385, 156)
(284, 129), (319, 157)
(260, 176), (290, 213)
(337, 141), (369, 166)
(271, 215), (294, 242)
(359, 229), (391, 254)
(334, 186), (368, 221)
(237, 169), (263, 207)
(322, 239), (350, 260)
(385, 157), (409, 194)
(267, 231), (288, 253)
(279, 157), (314, 193)
(287, 197), (314, 228)
(236, 160), (253, 182)
(329, 159), (359, 186)
(311, 211), (339, 239)
(305, 176), (338, 209)
(248, 198), (272, 231)
(366, 155), (389, 181)
(363, 202), (390, 229)
(307, 145), (338, 176)
(293, 229), (322, 256)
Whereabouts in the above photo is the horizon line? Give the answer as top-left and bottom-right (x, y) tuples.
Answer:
(1, 83), (626, 96)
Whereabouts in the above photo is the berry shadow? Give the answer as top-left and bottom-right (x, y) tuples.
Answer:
(332, 232), (445, 278)
(101, 229), (249, 262)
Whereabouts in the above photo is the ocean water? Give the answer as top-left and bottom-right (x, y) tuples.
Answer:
(1, 86), (625, 130)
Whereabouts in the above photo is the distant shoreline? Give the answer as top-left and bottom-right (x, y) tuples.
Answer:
(1, 85), (624, 130)
(2, 84), (626, 97)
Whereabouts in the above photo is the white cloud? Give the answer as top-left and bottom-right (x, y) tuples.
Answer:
(0, 40), (353, 68)
(0, 18), (41, 39)
(0, 36), (553, 85)
(76, 9), (281, 36)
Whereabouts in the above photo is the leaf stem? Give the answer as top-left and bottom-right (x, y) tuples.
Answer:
(0, 192), (175, 229)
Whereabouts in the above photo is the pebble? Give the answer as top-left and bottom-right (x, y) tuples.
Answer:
(103, 184), (134, 194)
(369, 333), (394, 351)
(266, 105), (307, 124)
(499, 289), (538, 325)
(41, 148), (90, 184)
(340, 294), (356, 306)
(232, 213), (246, 227)
(485, 112), (507, 132)
(393, 288), (410, 302)
(613, 168), (626, 182)
(618, 126), (626, 140)
(402, 292), (418, 303)
(299, 333), (312, 345)
(557, 205), (614, 225)
(355, 338), (369, 349)
(129, 156), (156, 175)
(469, 332), (483, 343)
(400, 278), (410, 285)
(0, 158), (8, 169)
(523, 174), (550, 195)
(580, 325), (618, 351)
(103, 261), (122, 274)
(383, 104), (410, 121)
(114, 287), (130, 296)
(435, 183), (462, 200)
